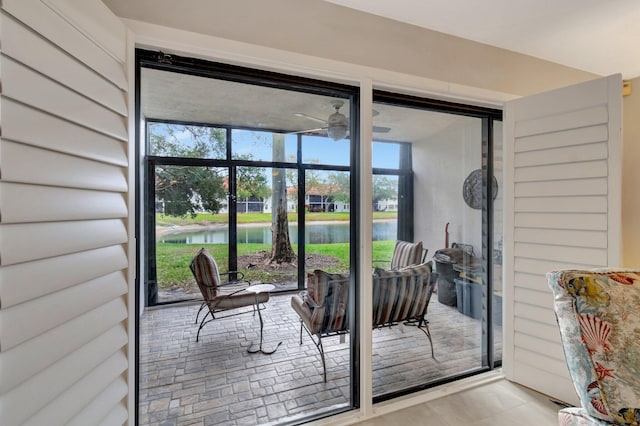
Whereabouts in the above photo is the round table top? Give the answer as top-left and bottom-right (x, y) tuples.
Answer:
(246, 283), (275, 294)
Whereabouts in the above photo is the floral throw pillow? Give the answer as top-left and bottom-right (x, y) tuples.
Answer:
(548, 270), (640, 425)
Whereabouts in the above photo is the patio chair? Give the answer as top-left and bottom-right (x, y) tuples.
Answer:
(190, 248), (268, 342)
(291, 262), (437, 382)
(373, 240), (428, 270)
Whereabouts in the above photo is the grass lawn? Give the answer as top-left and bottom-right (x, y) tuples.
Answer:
(156, 240), (396, 290)
(155, 211), (397, 226)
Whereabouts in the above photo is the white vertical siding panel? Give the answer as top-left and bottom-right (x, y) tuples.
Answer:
(515, 257), (602, 275)
(514, 196), (608, 213)
(1, 219), (127, 266)
(0, 298), (127, 394)
(513, 271), (547, 291)
(0, 1), (130, 423)
(99, 403), (128, 426)
(42, 0), (127, 63)
(514, 348), (570, 377)
(24, 350), (128, 426)
(1, 14), (126, 115)
(1, 141), (127, 191)
(514, 161), (608, 182)
(514, 333), (565, 361)
(514, 212), (607, 230)
(514, 142), (608, 167)
(66, 377), (128, 426)
(0, 183), (128, 223)
(514, 302), (558, 327)
(0, 245), (128, 308)
(0, 271), (127, 351)
(0, 325), (127, 426)
(515, 105), (608, 138)
(515, 124), (608, 152)
(514, 242), (607, 265)
(2, 0), (127, 89)
(513, 317), (560, 342)
(514, 364), (578, 406)
(513, 287), (554, 310)
(515, 178), (608, 197)
(504, 75), (622, 405)
(1, 57), (127, 140)
(3, 99), (127, 166)
(514, 228), (607, 248)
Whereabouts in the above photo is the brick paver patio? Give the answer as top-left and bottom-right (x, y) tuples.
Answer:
(139, 293), (502, 425)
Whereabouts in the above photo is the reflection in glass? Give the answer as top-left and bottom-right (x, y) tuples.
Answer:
(148, 122), (227, 159)
(154, 165), (229, 303)
(232, 130), (297, 162)
(302, 135), (350, 166)
(371, 101), (486, 400)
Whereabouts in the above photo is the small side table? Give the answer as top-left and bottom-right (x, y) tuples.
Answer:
(246, 284), (282, 354)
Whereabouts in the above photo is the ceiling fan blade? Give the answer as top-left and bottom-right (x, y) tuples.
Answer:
(373, 125), (391, 133)
(289, 126), (326, 134)
(293, 112), (328, 124)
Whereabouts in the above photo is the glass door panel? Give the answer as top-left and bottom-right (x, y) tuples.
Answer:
(371, 100), (485, 399)
(154, 164), (229, 303)
(140, 56), (358, 424)
(236, 165), (299, 291)
(492, 120), (504, 365)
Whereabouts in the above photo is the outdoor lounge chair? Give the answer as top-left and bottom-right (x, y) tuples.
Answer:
(291, 262), (438, 382)
(190, 248), (268, 342)
(373, 240), (428, 270)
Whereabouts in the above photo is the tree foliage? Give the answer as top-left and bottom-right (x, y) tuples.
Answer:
(326, 171), (350, 203)
(373, 175), (398, 207)
(152, 124), (227, 218)
(236, 164), (271, 201)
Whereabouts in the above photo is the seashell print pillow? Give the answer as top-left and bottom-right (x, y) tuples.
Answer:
(548, 270), (640, 425)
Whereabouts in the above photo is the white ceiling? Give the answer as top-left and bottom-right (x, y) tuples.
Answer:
(324, 0), (640, 79)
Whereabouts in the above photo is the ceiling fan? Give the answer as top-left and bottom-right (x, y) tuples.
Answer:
(293, 100), (391, 141)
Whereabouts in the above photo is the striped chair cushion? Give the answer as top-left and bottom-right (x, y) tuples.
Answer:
(390, 240), (423, 269)
(306, 270), (350, 335)
(190, 248), (220, 300)
(190, 248), (268, 310)
(373, 262), (432, 325)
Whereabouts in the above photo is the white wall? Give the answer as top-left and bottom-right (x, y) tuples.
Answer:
(622, 77), (640, 267)
(413, 118), (482, 256)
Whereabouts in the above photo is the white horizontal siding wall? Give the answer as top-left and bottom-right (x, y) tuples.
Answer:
(0, 1), (130, 425)
(503, 75), (622, 405)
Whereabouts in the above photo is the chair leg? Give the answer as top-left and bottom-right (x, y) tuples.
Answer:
(317, 335), (327, 383)
(299, 321), (328, 382)
(195, 301), (207, 324)
(196, 314), (215, 342)
(417, 319), (436, 360)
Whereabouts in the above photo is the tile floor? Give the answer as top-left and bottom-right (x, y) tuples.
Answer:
(354, 379), (562, 426)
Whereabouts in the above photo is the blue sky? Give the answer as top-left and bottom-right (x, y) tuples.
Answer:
(151, 124), (400, 169)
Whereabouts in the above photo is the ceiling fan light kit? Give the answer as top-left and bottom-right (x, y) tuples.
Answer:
(327, 124), (348, 141)
(293, 99), (390, 140)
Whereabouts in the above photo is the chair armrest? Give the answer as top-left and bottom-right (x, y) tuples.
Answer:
(220, 270), (245, 281)
(214, 279), (251, 299)
(299, 290), (322, 308)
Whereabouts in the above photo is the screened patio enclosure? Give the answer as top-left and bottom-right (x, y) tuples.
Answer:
(137, 49), (503, 423)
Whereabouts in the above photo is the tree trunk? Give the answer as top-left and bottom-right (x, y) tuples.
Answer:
(269, 134), (296, 264)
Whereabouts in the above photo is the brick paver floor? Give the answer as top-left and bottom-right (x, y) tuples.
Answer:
(139, 293), (502, 425)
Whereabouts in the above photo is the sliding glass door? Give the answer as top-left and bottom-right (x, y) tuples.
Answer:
(138, 49), (359, 424)
(370, 94), (502, 401)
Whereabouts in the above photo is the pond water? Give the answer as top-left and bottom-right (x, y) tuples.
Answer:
(159, 220), (397, 244)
